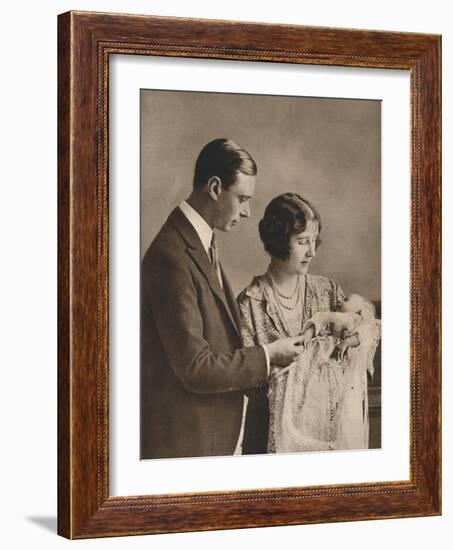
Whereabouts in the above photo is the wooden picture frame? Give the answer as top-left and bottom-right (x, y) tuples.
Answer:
(57, 10), (441, 539)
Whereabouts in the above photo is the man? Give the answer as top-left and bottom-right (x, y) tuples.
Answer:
(141, 138), (302, 459)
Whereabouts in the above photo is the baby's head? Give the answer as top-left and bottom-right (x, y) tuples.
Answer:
(339, 293), (375, 321)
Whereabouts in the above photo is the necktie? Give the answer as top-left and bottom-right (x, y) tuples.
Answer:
(209, 233), (223, 288)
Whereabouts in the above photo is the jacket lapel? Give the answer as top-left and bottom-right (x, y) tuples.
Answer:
(169, 208), (240, 336)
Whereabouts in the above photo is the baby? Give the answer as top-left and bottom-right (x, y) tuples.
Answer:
(299, 294), (376, 360)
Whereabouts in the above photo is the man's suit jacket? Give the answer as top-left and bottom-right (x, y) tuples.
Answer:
(141, 207), (268, 459)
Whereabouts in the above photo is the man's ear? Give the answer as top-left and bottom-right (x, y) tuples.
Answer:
(207, 176), (222, 201)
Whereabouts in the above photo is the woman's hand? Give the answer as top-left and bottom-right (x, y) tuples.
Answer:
(332, 340), (350, 360)
(332, 333), (360, 360)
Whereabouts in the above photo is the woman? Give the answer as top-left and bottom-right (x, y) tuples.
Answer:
(238, 193), (380, 454)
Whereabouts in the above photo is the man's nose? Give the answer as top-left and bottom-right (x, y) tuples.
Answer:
(240, 202), (251, 218)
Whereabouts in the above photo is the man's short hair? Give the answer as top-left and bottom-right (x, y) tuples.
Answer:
(193, 138), (257, 191)
(259, 193), (322, 260)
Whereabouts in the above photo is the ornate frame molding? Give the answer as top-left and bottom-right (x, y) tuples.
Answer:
(58, 11), (441, 538)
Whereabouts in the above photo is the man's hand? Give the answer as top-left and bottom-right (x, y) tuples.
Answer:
(267, 336), (303, 367)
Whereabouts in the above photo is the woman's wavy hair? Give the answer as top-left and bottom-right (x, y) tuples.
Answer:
(259, 193), (322, 260)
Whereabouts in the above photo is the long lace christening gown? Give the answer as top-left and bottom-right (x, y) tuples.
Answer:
(238, 273), (381, 454)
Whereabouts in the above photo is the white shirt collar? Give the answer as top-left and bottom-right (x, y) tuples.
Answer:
(179, 200), (213, 255)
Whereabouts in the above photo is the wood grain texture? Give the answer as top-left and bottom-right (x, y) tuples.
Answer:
(57, 11), (71, 538)
(57, 10), (441, 539)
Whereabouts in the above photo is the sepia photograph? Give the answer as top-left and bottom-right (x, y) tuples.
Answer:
(140, 89), (381, 460)
(55, 8), (441, 539)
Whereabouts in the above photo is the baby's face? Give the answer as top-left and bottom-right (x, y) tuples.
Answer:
(339, 294), (364, 314)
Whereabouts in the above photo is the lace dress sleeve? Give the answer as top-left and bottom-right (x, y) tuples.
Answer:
(303, 311), (336, 336)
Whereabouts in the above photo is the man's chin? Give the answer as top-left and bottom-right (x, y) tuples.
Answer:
(216, 220), (239, 232)
(224, 222), (238, 232)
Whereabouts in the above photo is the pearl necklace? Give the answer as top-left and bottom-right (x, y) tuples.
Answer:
(269, 271), (300, 299)
(268, 271), (301, 311)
